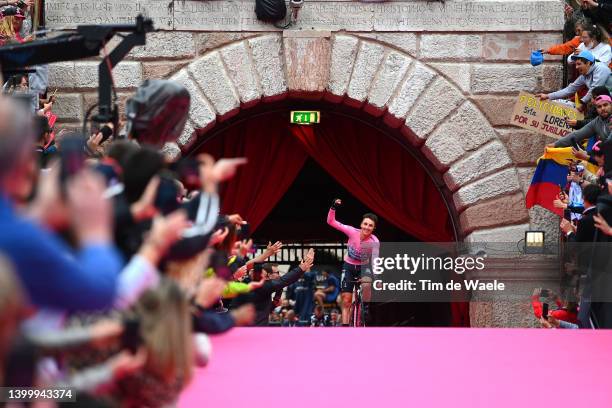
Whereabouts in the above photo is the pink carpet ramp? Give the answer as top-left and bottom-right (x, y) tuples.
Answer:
(179, 328), (612, 407)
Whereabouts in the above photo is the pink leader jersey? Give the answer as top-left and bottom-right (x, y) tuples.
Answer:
(327, 208), (379, 266)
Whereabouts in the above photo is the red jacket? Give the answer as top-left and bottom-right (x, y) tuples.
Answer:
(531, 295), (578, 324)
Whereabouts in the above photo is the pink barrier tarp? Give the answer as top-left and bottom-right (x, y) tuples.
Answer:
(179, 328), (612, 407)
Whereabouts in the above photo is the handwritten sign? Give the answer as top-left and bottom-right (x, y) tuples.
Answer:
(511, 92), (584, 139)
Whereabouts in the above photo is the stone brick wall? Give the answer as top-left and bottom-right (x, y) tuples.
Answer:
(47, 27), (562, 244)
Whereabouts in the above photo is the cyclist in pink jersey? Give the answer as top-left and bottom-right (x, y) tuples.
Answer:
(327, 199), (379, 326)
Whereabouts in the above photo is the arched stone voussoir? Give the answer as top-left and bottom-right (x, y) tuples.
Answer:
(219, 41), (263, 108)
(284, 36), (332, 98)
(421, 100), (503, 174)
(247, 35), (288, 101)
(442, 140), (513, 192)
(345, 41), (386, 108)
(453, 168), (522, 213)
(364, 50), (413, 117)
(326, 34), (360, 103)
(188, 51), (241, 119)
(404, 77), (464, 146)
(384, 61), (436, 128)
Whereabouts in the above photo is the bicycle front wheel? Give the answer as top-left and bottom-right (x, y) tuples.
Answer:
(349, 299), (363, 327)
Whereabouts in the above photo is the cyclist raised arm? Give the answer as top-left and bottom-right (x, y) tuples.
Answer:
(327, 198), (379, 326)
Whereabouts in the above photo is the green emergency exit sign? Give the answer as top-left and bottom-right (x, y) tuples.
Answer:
(290, 111), (320, 125)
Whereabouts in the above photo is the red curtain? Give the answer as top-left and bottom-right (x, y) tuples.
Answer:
(290, 120), (454, 242)
(198, 115), (308, 231)
(198, 112), (453, 241)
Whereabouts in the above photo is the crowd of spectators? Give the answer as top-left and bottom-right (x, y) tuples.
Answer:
(534, 2), (612, 329)
(0, 68), (323, 404)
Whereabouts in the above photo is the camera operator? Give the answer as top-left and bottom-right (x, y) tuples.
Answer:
(247, 249), (314, 326)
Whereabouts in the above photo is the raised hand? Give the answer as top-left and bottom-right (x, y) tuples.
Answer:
(265, 241), (283, 256)
(594, 214), (612, 236)
(299, 248), (315, 271)
(209, 227), (229, 247)
(130, 176), (160, 222)
(66, 169), (112, 243)
(195, 277), (227, 308)
(227, 213), (245, 225)
(144, 210), (190, 260)
(212, 158), (248, 182)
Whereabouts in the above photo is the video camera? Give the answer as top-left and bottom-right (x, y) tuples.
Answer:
(0, 15), (154, 136)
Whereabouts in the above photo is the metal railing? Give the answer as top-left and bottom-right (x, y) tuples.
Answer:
(253, 241), (346, 265)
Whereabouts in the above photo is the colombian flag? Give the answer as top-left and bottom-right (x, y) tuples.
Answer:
(525, 146), (598, 216)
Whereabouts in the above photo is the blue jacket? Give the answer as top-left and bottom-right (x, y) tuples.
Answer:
(0, 195), (122, 311)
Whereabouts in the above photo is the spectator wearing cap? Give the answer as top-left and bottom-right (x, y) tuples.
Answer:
(0, 5), (26, 44)
(537, 50), (612, 109)
(550, 94), (612, 147)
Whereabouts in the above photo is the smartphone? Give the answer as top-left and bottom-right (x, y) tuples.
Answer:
(59, 134), (87, 184)
(121, 316), (142, 354)
(542, 303), (549, 320)
(237, 223), (250, 240)
(99, 125), (113, 143)
(176, 157), (201, 191)
(563, 208), (572, 221)
(154, 175), (180, 215)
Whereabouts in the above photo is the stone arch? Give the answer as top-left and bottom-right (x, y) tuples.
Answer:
(166, 33), (530, 242)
